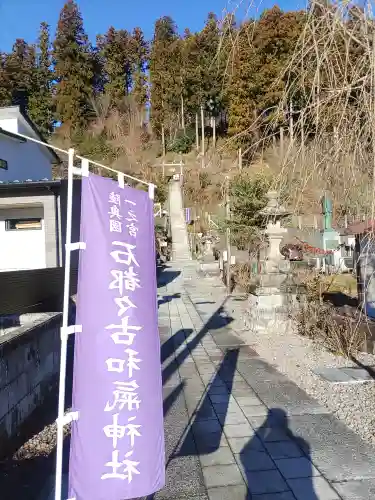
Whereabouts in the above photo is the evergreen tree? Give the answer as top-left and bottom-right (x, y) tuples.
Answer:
(180, 29), (201, 117)
(53, 0), (93, 134)
(150, 16), (180, 134)
(97, 27), (133, 105)
(228, 8), (305, 146)
(180, 13), (226, 130)
(0, 54), (11, 106)
(131, 27), (148, 123)
(28, 22), (54, 136)
(198, 13), (221, 108)
(5, 39), (36, 101)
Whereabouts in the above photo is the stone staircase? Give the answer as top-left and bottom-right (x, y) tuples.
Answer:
(168, 179), (191, 262)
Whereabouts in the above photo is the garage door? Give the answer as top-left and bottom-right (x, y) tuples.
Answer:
(0, 206), (46, 271)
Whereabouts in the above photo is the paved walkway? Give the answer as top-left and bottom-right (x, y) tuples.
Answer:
(157, 261), (375, 500)
(37, 181), (375, 500)
(168, 179), (191, 262)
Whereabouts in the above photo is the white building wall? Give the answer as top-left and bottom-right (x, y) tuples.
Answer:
(0, 116), (52, 182)
(0, 206), (46, 271)
(0, 117), (18, 134)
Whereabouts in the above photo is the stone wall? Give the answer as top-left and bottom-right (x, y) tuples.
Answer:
(0, 313), (61, 458)
(0, 267), (78, 315)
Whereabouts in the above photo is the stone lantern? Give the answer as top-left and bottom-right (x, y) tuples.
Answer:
(246, 190), (304, 335)
(259, 190), (291, 275)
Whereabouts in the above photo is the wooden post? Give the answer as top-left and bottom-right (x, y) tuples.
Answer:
(253, 109), (259, 141)
(201, 105), (205, 168)
(272, 135), (277, 155)
(179, 153), (183, 176)
(280, 127), (284, 160)
(333, 126), (338, 157)
(225, 176), (231, 295)
(195, 113), (199, 151)
(289, 102), (294, 143)
(212, 116), (216, 148)
(314, 215), (318, 230)
(201, 105), (205, 157)
(181, 95), (185, 132)
(238, 148), (242, 170)
(300, 109), (305, 164)
(161, 124), (166, 158)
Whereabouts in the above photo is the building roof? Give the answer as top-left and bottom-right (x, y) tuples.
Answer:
(0, 179), (62, 195)
(0, 106), (60, 164)
(0, 127), (26, 143)
(341, 219), (375, 235)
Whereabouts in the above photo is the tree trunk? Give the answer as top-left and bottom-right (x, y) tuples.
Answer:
(201, 105), (205, 158)
(181, 95), (185, 132)
(161, 124), (166, 158)
(195, 113), (199, 151)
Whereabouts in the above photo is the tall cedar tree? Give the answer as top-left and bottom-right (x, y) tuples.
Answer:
(53, 0), (93, 133)
(228, 7), (304, 145)
(180, 14), (225, 120)
(5, 39), (36, 103)
(28, 22), (54, 136)
(0, 54), (11, 106)
(97, 27), (133, 106)
(197, 13), (222, 112)
(131, 27), (148, 123)
(150, 16), (180, 134)
(180, 29), (201, 117)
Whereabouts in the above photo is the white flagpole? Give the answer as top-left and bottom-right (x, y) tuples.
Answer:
(55, 148), (75, 500)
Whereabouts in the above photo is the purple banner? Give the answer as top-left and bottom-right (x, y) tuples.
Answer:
(68, 174), (165, 499)
(185, 207), (191, 224)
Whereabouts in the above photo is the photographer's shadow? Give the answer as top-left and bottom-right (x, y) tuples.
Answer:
(240, 408), (319, 499)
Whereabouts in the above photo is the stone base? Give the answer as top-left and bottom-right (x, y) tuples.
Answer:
(199, 261), (220, 275)
(245, 288), (300, 335)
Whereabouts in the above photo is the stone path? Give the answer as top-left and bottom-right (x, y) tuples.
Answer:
(157, 261), (375, 500)
(168, 179), (191, 262)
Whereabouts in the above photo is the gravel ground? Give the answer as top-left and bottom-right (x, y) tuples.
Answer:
(0, 400), (72, 500)
(226, 295), (375, 446)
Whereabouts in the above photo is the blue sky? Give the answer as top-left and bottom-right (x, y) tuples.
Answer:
(0, 0), (304, 51)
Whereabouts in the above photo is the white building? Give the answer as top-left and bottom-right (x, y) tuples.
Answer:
(0, 106), (61, 272)
(0, 105), (59, 182)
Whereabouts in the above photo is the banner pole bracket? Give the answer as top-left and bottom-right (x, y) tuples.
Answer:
(118, 172), (125, 188)
(66, 242), (86, 252)
(148, 183), (155, 200)
(60, 324), (82, 341)
(56, 411), (80, 428)
(71, 158), (89, 177)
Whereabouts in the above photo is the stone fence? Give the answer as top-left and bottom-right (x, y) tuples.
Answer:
(0, 313), (62, 458)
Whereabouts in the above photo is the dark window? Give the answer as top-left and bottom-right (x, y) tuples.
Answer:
(5, 218), (42, 231)
(0, 159), (8, 170)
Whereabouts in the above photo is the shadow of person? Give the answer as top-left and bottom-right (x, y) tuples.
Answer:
(240, 408), (318, 499)
(174, 350), (239, 461)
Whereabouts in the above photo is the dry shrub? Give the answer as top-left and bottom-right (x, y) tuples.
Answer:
(263, 137), (373, 219)
(183, 167), (226, 210)
(293, 269), (325, 302)
(232, 262), (253, 292)
(297, 301), (365, 358)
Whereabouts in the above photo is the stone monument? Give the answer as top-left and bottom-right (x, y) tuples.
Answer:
(321, 192), (340, 266)
(246, 191), (304, 334)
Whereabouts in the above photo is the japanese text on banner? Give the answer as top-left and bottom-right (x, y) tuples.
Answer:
(102, 192), (142, 482)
